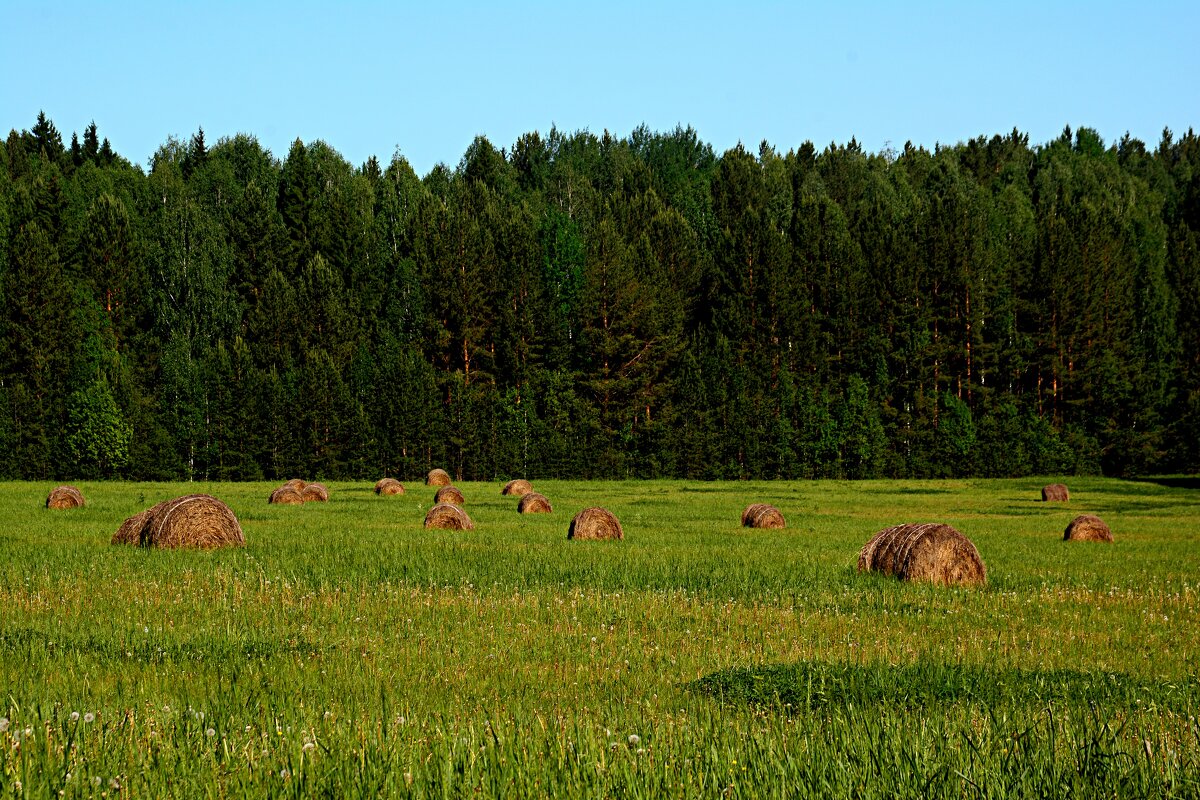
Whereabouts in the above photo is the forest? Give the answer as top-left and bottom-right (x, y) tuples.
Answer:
(1, 113), (1197, 481)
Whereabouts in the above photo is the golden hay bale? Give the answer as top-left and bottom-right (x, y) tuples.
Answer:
(423, 503), (474, 530)
(111, 509), (151, 545)
(375, 478), (405, 496)
(568, 507), (624, 541)
(741, 503), (785, 529)
(435, 485), (465, 506)
(502, 479), (533, 497)
(1064, 514), (1113, 543)
(518, 492), (553, 514)
(46, 485), (86, 509)
(426, 469), (452, 486)
(1042, 483), (1070, 502)
(135, 494), (244, 549)
(302, 482), (329, 503)
(857, 523), (986, 586)
(269, 486), (305, 505)
(283, 478), (307, 491)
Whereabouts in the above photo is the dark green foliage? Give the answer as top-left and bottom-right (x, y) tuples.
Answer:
(1, 113), (1196, 478)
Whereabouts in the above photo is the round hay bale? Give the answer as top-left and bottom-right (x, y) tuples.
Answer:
(301, 482), (329, 503)
(857, 523), (986, 586)
(502, 479), (533, 497)
(1064, 514), (1113, 543)
(111, 509), (151, 546)
(1042, 483), (1070, 502)
(140, 494), (245, 549)
(423, 503), (474, 530)
(568, 507), (624, 541)
(518, 492), (553, 514)
(435, 485), (465, 506)
(269, 486), (305, 505)
(46, 485), (86, 509)
(375, 478), (405, 496)
(283, 478), (307, 491)
(426, 469), (452, 487)
(741, 503), (785, 529)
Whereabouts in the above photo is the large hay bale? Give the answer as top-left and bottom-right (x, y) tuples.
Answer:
(568, 507), (624, 541)
(111, 509), (151, 545)
(518, 492), (553, 514)
(426, 469), (452, 487)
(857, 523), (986, 586)
(741, 503), (785, 529)
(283, 478), (307, 491)
(302, 482), (329, 503)
(1042, 483), (1070, 502)
(375, 478), (405, 496)
(435, 485), (465, 506)
(130, 494), (245, 549)
(423, 503), (474, 530)
(502, 479), (533, 497)
(46, 485), (86, 509)
(269, 486), (305, 505)
(1064, 514), (1113, 543)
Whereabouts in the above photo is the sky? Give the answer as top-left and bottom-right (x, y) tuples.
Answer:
(2, 0), (1197, 176)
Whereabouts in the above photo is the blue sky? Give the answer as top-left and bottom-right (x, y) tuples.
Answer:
(2, 1), (1197, 175)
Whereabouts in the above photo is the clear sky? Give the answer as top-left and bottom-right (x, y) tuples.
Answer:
(2, 0), (1197, 175)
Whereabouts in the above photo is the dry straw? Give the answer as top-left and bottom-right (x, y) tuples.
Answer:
(423, 503), (474, 530)
(301, 483), (329, 503)
(375, 478), (405, 496)
(568, 507), (624, 540)
(502, 479), (533, 497)
(1042, 484), (1070, 502)
(111, 494), (244, 549)
(741, 503), (785, 529)
(1064, 514), (1113, 542)
(46, 485), (86, 509)
(435, 485), (465, 506)
(518, 492), (553, 514)
(857, 523), (986, 586)
(283, 479), (307, 491)
(426, 469), (452, 487)
(269, 486), (305, 505)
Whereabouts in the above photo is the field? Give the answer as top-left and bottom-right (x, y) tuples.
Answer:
(2, 477), (1199, 797)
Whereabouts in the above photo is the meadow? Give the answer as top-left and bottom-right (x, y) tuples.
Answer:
(1, 477), (1198, 798)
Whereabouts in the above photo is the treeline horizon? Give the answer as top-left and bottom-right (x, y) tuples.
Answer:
(1, 113), (1198, 482)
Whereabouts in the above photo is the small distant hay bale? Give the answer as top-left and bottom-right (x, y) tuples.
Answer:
(857, 523), (986, 586)
(117, 494), (245, 549)
(1064, 514), (1113, 543)
(375, 478), (405, 496)
(426, 469), (452, 486)
(46, 485), (86, 509)
(269, 486), (305, 505)
(502, 479), (533, 497)
(518, 492), (553, 514)
(302, 482), (329, 503)
(435, 485), (465, 506)
(283, 478), (307, 491)
(568, 507), (624, 541)
(1042, 484), (1070, 502)
(423, 503), (474, 530)
(741, 503), (785, 529)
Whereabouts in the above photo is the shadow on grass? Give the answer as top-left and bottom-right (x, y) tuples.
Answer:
(690, 660), (1200, 713)
(1128, 476), (1200, 490)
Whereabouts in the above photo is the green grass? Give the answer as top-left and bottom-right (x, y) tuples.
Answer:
(1, 477), (1198, 797)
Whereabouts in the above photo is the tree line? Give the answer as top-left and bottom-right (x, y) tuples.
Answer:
(1, 113), (1197, 481)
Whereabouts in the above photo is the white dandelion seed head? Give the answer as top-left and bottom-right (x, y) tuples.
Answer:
(628, 734), (640, 746)
(0, 718), (7, 732)
(24, 727), (33, 736)
(83, 713), (95, 723)
(323, 710), (332, 719)
(245, 725), (252, 733)
(280, 768), (290, 779)
(206, 728), (216, 737)
(303, 741), (315, 751)
(70, 712), (80, 722)
(12, 781), (19, 792)
(636, 748), (646, 755)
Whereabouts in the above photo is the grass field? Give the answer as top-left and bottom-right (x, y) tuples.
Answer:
(1, 477), (1198, 797)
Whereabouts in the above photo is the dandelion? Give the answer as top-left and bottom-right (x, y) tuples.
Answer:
(323, 711), (332, 719)
(636, 748), (646, 756)
(70, 712), (80, 722)
(206, 728), (216, 738)
(84, 713), (95, 723)
(303, 741), (315, 752)
(628, 734), (640, 746)
(0, 717), (9, 732)
(12, 781), (20, 792)
(24, 727), (33, 737)
(245, 725), (253, 733)
(280, 768), (291, 779)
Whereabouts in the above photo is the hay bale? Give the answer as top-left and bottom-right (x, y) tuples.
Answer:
(741, 503), (785, 529)
(302, 482), (329, 503)
(568, 507), (624, 541)
(423, 503), (474, 530)
(134, 494), (245, 549)
(111, 509), (151, 545)
(269, 486), (305, 505)
(375, 478), (405, 496)
(283, 478), (307, 491)
(1042, 483), (1070, 502)
(502, 479), (533, 497)
(857, 523), (986, 586)
(435, 485), (465, 506)
(46, 485), (86, 509)
(1064, 514), (1113, 543)
(518, 492), (553, 514)
(426, 469), (452, 486)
